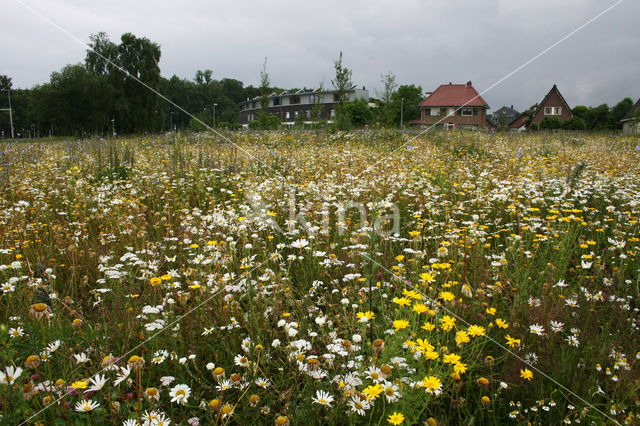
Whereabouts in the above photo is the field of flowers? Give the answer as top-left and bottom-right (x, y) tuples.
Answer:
(1, 130), (640, 425)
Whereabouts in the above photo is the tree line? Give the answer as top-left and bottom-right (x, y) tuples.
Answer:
(0, 32), (423, 137)
(0, 31), (636, 137)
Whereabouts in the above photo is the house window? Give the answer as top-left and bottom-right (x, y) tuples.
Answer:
(290, 96), (300, 105)
(330, 109), (335, 117)
(554, 107), (562, 115)
(439, 108), (447, 116)
(461, 108), (473, 116)
(544, 107), (562, 116)
(285, 112), (290, 120)
(272, 97), (281, 106)
(305, 110), (311, 119)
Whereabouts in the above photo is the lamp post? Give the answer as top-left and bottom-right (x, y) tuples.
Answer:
(213, 103), (218, 129)
(400, 97), (404, 129)
(170, 111), (174, 131)
(0, 89), (15, 138)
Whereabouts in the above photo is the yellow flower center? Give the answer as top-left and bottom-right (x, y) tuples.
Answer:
(33, 303), (48, 312)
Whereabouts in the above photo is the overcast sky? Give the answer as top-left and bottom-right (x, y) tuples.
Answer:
(2, 0), (639, 112)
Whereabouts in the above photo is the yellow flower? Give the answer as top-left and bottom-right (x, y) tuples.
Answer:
(454, 362), (467, 374)
(505, 335), (521, 349)
(150, 277), (162, 286)
(424, 351), (439, 360)
(402, 289), (422, 300)
(420, 272), (435, 284)
(393, 319), (410, 331)
(413, 303), (428, 314)
(395, 255), (405, 262)
(485, 307), (496, 315)
(393, 297), (411, 307)
(356, 311), (375, 322)
(439, 291), (455, 302)
(71, 380), (88, 389)
(418, 376), (442, 394)
(495, 318), (509, 329)
(415, 338), (434, 353)
(362, 383), (384, 400)
(440, 315), (456, 331)
(442, 353), (461, 364)
(455, 330), (470, 345)
(468, 325), (486, 337)
(520, 368), (533, 381)
(387, 411), (405, 425)
(422, 321), (436, 331)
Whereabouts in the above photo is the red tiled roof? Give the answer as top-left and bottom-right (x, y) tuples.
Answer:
(419, 83), (489, 108)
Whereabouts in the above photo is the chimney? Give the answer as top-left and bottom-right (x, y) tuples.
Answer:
(466, 81), (472, 87)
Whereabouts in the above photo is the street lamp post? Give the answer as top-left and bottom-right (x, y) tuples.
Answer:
(213, 103), (218, 129)
(0, 89), (15, 138)
(400, 97), (404, 129)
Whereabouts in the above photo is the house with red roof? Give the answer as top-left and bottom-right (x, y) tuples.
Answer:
(414, 81), (490, 130)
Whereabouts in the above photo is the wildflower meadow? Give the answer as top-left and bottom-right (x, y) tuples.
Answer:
(1, 130), (640, 425)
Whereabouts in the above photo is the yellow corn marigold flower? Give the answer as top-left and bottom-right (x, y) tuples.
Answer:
(356, 311), (375, 322)
(418, 376), (442, 394)
(150, 277), (162, 286)
(395, 255), (405, 262)
(420, 272), (436, 284)
(495, 318), (509, 329)
(481, 395), (491, 405)
(415, 338), (434, 353)
(505, 335), (521, 349)
(454, 362), (467, 374)
(485, 307), (496, 315)
(440, 315), (456, 331)
(393, 319), (410, 331)
(422, 321), (436, 331)
(455, 330), (470, 345)
(387, 411), (405, 425)
(424, 351), (439, 360)
(402, 289), (422, 300)
(520, 368), (533, 381)
(413, 303), (428, 314)
(393, 297), (411, 307)
(468, 325), (486, 337)
(443, 353), (461, 365)
(439, 291), (455, 302)
(71, 380), (88, 390)
(362, 383), (384, 401)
